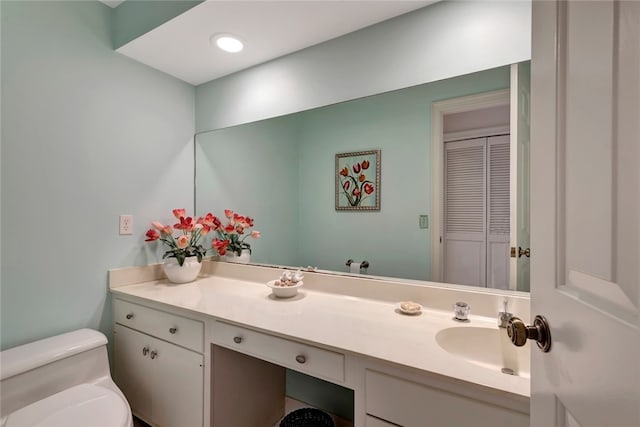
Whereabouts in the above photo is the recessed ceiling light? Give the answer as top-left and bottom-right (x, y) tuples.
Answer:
(211, 34), (244, 53)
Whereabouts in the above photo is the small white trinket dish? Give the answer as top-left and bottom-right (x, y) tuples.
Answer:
(396, 301), (422, 315)
(266, 280), (304, 298)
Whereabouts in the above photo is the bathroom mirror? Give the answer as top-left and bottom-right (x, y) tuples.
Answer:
(195, 64), (531, 293)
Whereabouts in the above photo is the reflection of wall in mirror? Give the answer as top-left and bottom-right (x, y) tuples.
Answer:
(195, 0), (531, 132)
(196, 66), (512, 280)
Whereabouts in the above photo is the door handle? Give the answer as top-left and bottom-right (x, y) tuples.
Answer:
(507, 315), (551, 352)
(510, 247), (531, 258)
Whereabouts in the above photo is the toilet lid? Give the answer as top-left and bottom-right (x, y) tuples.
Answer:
(5, 383), (130, 427)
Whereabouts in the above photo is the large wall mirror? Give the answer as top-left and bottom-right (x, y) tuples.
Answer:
(195, 63), (531, 293)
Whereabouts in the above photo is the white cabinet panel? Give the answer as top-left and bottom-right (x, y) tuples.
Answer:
(114, 324), (203, 427)
(113, 298), (204, 427)
(152, 337), (203, 427)
(366, 415), (400, 427)
(365, 370), (528, 427)
(213, 320), (344, 384)
(114, 324), (153, 422)
(114, 299), (204, 353)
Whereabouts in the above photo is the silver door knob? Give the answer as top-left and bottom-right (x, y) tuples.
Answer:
(150, 350), (158, 360)
(507, 315), (551, 352)
(126, 313), (134, 319)
(295, 355), (306, 364)
(233, 336), (243, 344)
(169, 327), (177, 334)
(142, 346), (149, 356)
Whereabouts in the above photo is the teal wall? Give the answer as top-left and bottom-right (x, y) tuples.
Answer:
(195, 67), (511, 280)
(0, 0), (195, 350)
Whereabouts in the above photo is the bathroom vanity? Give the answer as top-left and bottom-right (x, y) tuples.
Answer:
(109, 261), (530, 427)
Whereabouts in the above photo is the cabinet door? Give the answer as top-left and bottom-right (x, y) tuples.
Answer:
(366, 415), (400, 427)
(114, 324), (154, 422)
(151, 339), (204, 427)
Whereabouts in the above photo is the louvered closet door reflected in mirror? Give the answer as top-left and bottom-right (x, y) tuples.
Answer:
(443, 135), (510, 289)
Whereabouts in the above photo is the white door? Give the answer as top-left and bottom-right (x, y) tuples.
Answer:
(113, 325), (153, 422)
(152, 339), (203, 427)
(443, 137), (487, 286)
(443, 135), (510, 288)
(530, 1), (639, 426)
(486, 135), (511, 289)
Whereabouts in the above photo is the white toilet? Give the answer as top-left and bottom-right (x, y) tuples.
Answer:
(0, 328), (133, 427)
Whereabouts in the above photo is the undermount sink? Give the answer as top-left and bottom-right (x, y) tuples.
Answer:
(435, 326), (530, 378)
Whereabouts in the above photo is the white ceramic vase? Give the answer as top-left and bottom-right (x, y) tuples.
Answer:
(163, 256), (202, 284)
(220, 249), (251, 264)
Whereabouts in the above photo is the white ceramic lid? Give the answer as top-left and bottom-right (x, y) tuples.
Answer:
(1, 329), (107, 380)
(5, 383), (130, 427)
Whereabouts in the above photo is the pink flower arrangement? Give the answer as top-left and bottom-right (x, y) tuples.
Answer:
(144, 208), (211, 266)
(210, 209), (261, 256)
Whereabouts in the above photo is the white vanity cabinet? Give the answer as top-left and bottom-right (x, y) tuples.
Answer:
(363, 369), (528, 427)
(109, 264), (531, 427)
(113, 298), (204, 427)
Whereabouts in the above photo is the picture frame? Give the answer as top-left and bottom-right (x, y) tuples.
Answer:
(335, 150), (381, 211)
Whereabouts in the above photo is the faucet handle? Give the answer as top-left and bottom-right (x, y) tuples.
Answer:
(498, 311), (513, 328)
(498, 299), (513, 328)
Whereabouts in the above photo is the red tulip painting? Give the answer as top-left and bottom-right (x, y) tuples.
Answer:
(335, 150), (381, 211)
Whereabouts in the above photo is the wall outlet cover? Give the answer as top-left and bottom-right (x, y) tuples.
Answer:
(119, 214), (133, 235)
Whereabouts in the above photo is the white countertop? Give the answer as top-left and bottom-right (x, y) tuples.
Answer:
(110, 262), (530, 399)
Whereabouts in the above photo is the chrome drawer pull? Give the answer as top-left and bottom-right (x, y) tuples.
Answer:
(295, 355), (306, 364)
(142, 346), (149, 356)
(150, 350), (158, 360)
(169, 327), (177, 334)
(233, 336), (243, 344)
(126, 313), (134, 320)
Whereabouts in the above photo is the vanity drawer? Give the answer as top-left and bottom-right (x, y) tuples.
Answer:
(365, 415), (400, 427)
(365, 370), (528, 427)
(114, 299), (203, 353)
(213, 321), (344, 383)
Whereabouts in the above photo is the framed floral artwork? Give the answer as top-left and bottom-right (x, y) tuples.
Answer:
(335, 150), (381, 211)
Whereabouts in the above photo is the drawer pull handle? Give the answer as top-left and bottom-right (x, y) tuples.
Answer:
(169, 327), (177, 334)
(126, 313), (134, 320)
(295, 355), (306, 364)
(150, 350), (158, 360)
(142, 346), (149, 356)
(233, 336), (243, 344)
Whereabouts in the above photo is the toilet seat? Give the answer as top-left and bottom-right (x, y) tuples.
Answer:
(4, 383), (130, 427)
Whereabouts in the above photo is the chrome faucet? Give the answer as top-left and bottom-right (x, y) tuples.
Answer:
(498, 299), (513, 328)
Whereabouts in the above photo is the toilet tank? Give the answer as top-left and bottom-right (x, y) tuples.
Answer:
(0, 329), (113, 417)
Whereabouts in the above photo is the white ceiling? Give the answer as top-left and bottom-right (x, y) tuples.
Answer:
(116, 0), (435, 86)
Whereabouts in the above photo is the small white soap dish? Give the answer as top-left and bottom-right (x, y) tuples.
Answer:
(396, 301), (422, 315)
(266, 280), (303, 298)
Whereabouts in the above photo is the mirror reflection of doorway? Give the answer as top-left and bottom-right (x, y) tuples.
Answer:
(442, 108), (511, 289)
(431, 62), (531, 292)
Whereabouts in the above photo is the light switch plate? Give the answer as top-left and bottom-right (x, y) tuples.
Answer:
(419, 215), (429, 229)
